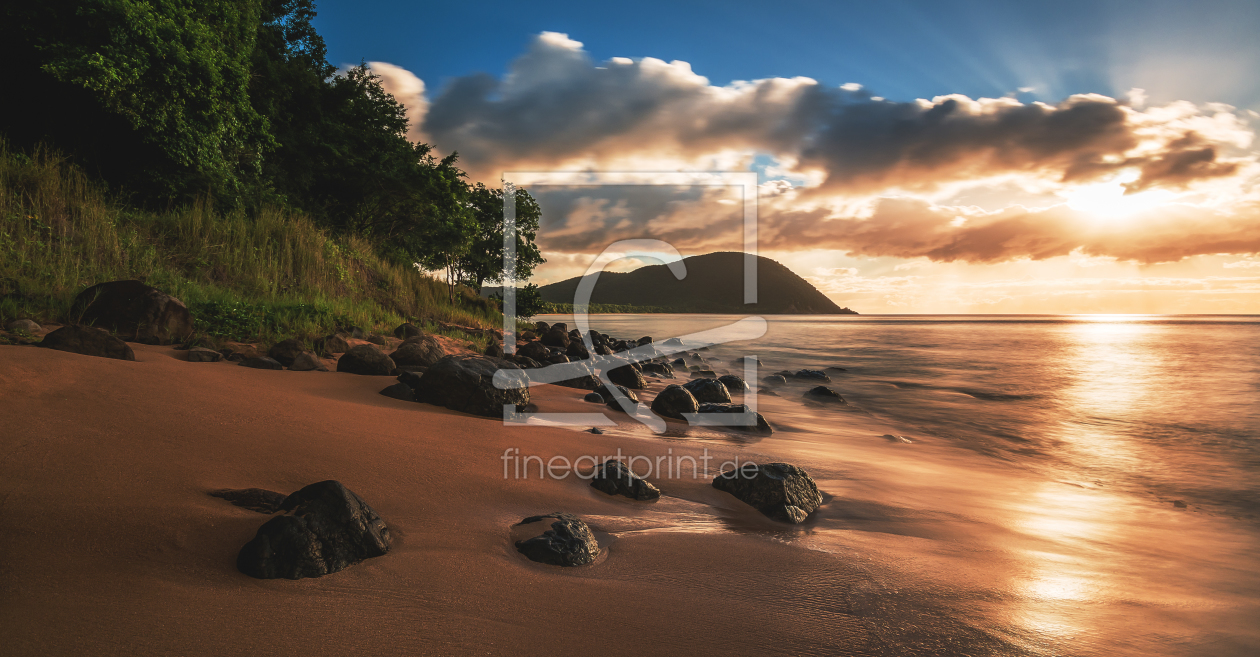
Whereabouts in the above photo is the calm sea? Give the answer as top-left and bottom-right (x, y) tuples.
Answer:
(537, 313), (1260, 656)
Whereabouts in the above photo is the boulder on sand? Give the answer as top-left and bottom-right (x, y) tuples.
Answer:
(239, 356), (283, 370)
(593, 383), (639, 412)
(711, 462), (823, 524)
(187, 347), (222, 362)
(718, 374), (749, 392)
(389, 335), (446, 368)
(591, 459), (661, 501)
(584, 392), (605, 403)
(314, 333), (350, 355)
(516, 340), (550, 362)
(40, 325), (135, 361)
(336, 345), (396, 375)
(804, 386), (846, 403)
(267, 338), (306, 367)
(379, 382), (415, 401)
(606, 363), (646, 390)
(288, 351), (327, 372)
(70, 280), (193, 345)
(650, 384), (699, 420)
(236, 480), (392, 579)
(682, 378), (732, 404)
(411, 355), (529, 417)
(513, 513), (600, 567)
(209, 488), (287, 514)
(694, 403), (773, 434)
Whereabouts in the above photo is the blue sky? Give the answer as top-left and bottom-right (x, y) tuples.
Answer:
(313, 0), (1260, 110)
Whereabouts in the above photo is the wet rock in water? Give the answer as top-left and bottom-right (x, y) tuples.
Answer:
(690, 369), (718, 379)
(70, 280), (194, 345)
(718, 374), (749, 392)
(236, 480), (392, 579)
(804, 386), (846, 403)
(379, 382), (415, 402)
(730, 356), (763, 368)
(315, 333), (350, 355)
(763, 374), (787, 385)
(584, 392), (605, 403)
(641, 361), (675, 378)
(671, 357), (686, 366)
(513, 512), (600, 567)
(393, 323), (421, 339)
(187, 346), (222, 363)
(636, 336), (653, 346)
(825, 365), (848, 372)
(288, 351), (327, 372)
(794, 369), (831, 382)
(267, 338), (306, 367)
(650, 384), (699, 420)
(40, 325), (136, 361)
(591, 459), (661, 501)
(389, 335), (446, 368)
(588, 427), (604, 434)
(516, 340), (550, 363)
(209, 488), (287, 514)
(694, 403), (773, 434)
(6, 319), (40, 334)
(239, 356), (284, 370)
(711, 462), (823, 523)
(606, 363), (646, 390)
(337, 345), (396, 376)
(682, 378), (732, 404)
(412, 355), (529, 417)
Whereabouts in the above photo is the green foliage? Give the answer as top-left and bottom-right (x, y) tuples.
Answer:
(491, 283), (547, 319)
(0, 145), (500, 343)
(453, 183), (545, 291)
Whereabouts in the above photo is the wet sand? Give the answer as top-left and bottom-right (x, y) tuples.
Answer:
(0, 344), (872, 656)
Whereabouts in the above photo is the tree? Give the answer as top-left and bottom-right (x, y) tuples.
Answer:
(452, 183), (545, 292)
(492, 283), (546, 319)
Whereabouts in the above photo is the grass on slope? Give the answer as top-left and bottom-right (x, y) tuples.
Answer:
(0, 144), (501, 348)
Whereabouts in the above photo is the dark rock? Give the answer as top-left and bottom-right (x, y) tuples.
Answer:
(209, 488), (287, 514)
(593, 384), (639, 412)
(650, 384), (699, 420)
(390, 335), (446, 368)
(594, 344), (613, 356)
(267, 338), (306, 367)
(512, 355), (543, 369)
(825, 365), (848, 372)
(731, 356), (763, 367)
(513, 513), (600, 567)
(763, 374), (787, 385)
(226, 351), (246, 362)
(695, 403), (773, 434)
(288, 352), (327, 372)
(337, 345), (396, 376)
(690, 369), (717, 378)
(236, 480), (391, 579)
(239, 356), (283, 370)
(315, 334), (351, 355)
(517, 340), (550, 362)
(554, 373), (600, 390)
(566, 340), (590, 361)
(662, 337), (683, 346)
(718, 374), (749, 392)
(341, 326), (367, 339)
(588, 427), (604, 434)
(551, 323), (568, 333)
(671, 357), (686, 366)
(584, 392), (605, 403)
(520, 330), (537, 341)
(412, 355), (529, 417)
(70, 280), (193, 345)
(534, 321), (551, 333)
(393, 323), (421, 339)
(540, 328), (570, 348)
(5, 319), (40, 334)
(606, 364), (646, 390)
(636, 336), (653, 346)
(641, 361), (674, 378)
(795, 369), (831, 382)
(484, 342), (505, 358)
(804, 386), (846, 403)
(711, 462), (823, 523)
(546, 353), (571, 365)
(379, 382), (415, 401)
(682, 378), (732, 404)
(187, 347), (222, 362)
(40, 325), (135, 360)
(366, 335), (387, 346)
(591, 460), (661, 501)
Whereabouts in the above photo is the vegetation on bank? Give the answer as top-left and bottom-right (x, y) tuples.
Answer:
(0, 145), (498, 346)
(0, 0), (546, 346)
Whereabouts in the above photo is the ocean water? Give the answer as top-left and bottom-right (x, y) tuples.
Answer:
(536, 313), (1260, 656)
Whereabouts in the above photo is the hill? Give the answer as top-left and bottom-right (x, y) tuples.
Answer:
(534, 252), (857, 314)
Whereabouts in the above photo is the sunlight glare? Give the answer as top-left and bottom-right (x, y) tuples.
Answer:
(1063, 176), (1176, 221)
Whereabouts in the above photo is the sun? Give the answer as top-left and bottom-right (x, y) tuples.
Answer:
(1063, 174), (1177, 221)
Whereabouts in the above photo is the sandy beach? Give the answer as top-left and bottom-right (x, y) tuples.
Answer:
(0, 343), (874, 656)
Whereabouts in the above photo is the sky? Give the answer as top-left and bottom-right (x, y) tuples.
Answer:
(314, 0), (1260, 313)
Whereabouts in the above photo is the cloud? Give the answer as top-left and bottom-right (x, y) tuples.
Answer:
(1224, 260), (1260, 268)
(368, 61), (429, 143)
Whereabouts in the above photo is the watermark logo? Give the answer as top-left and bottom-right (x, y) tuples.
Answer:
(495, 172), (766, 433)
